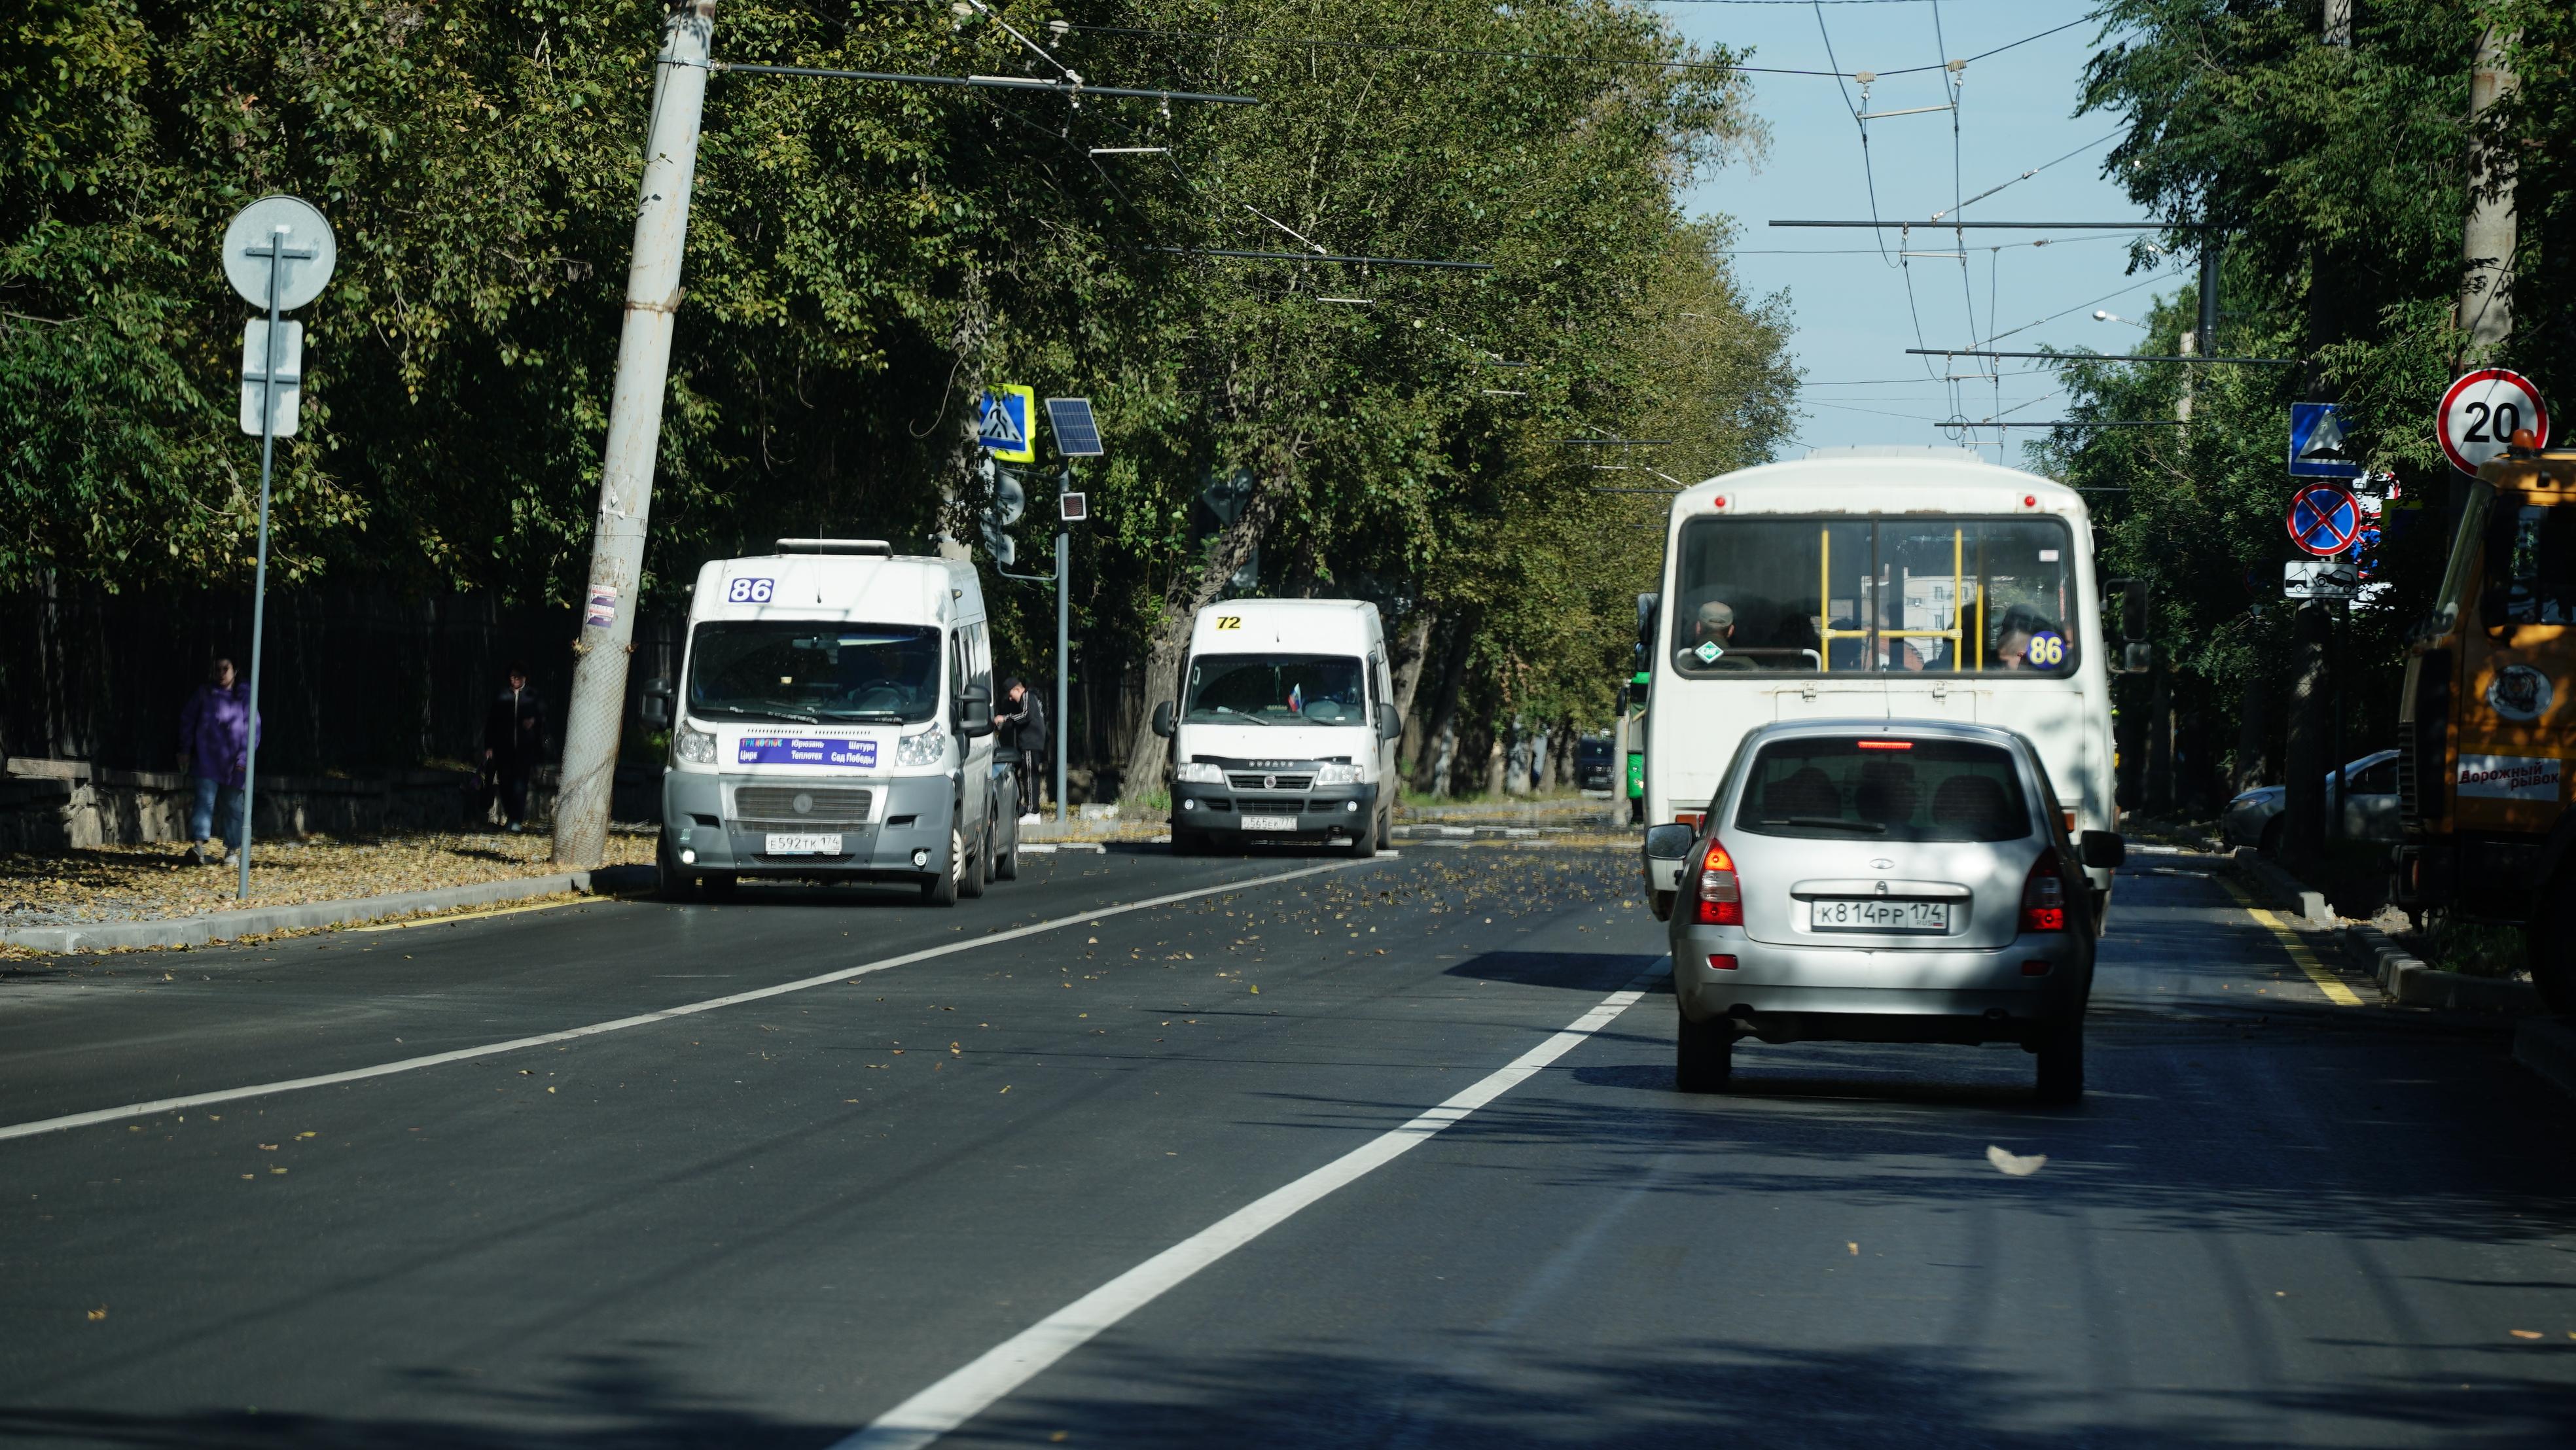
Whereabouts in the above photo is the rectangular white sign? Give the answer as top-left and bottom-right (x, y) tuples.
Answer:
(2454, 753), (2564, 802)
(238, 319), (303, 436)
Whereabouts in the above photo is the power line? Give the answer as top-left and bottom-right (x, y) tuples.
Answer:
(1051, 14), (2089, 80)
(1907, 349), (2300, 364)
(711, 62), (1259, 105)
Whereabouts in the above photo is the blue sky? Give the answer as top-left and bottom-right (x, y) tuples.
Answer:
(1653, 1), (2185, 467)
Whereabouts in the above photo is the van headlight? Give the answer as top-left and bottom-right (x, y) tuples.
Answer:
(896, 728), (948, 767)
(1315, 762), (1364, 785)
(674, 721), (717, 765)
(1176, 761), (1225, 785)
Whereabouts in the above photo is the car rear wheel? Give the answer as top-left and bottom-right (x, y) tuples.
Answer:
(2034, 1021), (2084, 1105)
(992, 817), (1019, 880)
(1675, 1005), (1732, 1093)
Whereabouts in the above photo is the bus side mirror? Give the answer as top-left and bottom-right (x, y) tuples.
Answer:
(957, 684), (993, 738)
(2119, 579), (2150, 642)
(2080, 831), (2126, 870)
(1643, 823), (1695, 860)
(1378, 710), (1403, 741)
(639, 677), (671, 728)
(1151, 701), (1176, 738)
(2120, 642), (2155, 674)
(1634, 592), (1660, 671)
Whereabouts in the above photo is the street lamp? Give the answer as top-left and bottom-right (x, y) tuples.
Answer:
(2093, 309), (2146, 327)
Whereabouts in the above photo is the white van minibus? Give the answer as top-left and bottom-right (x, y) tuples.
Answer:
(649, 539), (1006, 905)
(1150, 599), (1403, 856)
(1637, 447), (2120, 921)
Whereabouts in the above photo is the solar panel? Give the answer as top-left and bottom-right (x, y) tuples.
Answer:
(1045, 397), (1105, 457)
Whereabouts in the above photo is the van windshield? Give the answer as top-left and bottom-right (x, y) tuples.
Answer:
(1733, 737), (2032, 842)
(1184, 654), (1367, 726)
(688, 622), (941, 724)
(1674, 516), (2079, 675)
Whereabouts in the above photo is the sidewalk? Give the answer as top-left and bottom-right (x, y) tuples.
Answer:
(1, 829), (654, 954)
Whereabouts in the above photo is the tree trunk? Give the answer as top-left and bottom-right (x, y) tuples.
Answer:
(1407, 612), (1476, 792)
(2282, 603), (2331, 871)
(1387, 607), (1435, 763)
(2233, 658), (2270, 796)
(1482, 733), (1507, 797)
(1117, 479), (1281, 803)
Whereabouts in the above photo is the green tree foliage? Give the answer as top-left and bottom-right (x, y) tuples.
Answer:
(2039, 2), (2576, 801)
(2, 0), (1798, 789)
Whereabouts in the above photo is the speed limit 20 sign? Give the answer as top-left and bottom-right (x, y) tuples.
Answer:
(2437, 368), (2549, 474)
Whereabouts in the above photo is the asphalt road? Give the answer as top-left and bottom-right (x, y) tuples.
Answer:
(2, 843), (2572, 1447)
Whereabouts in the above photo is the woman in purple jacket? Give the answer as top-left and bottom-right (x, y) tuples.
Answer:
(178, 658), (259, 865)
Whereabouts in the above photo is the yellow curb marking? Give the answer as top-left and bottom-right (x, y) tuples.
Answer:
(351, 896), (590, 934)
(2217, 879), (2365, 1006)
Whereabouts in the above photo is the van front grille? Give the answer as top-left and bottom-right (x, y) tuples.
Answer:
(1228, 771), (1314, 792)
(732, 786), (873, 831)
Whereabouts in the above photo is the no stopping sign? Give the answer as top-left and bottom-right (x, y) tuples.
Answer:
(2437, 368), (2549, 473)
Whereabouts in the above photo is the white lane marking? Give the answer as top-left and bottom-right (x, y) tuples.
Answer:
(0, 860), (1365, 1145)
(832, 967), (1661, 1450)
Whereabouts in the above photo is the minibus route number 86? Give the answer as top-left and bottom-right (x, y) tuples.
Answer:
(1636, 447), (2122, 926)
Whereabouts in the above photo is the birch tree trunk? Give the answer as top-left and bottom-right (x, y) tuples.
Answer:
(1116, 482), (1280, 803)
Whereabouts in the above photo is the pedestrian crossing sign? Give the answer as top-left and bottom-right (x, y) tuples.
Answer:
(979, 385), (1036, 462)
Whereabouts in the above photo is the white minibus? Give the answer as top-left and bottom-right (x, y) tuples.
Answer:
(1636, 447), (2121, 921)
(1149, 599), (1403, 855)
(646, 539), (1008, 905)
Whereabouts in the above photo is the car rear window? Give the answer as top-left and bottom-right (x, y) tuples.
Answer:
(1732, 737), (2032, 842)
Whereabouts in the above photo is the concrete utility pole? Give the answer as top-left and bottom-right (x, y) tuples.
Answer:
(554, 1), (716, 868)
(2456, 24), (2520, 364)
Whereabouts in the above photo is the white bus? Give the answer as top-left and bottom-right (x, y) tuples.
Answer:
(1637, 446), (2122, 921)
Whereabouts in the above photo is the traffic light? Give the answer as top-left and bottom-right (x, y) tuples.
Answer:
(978, 465), (1026, 566)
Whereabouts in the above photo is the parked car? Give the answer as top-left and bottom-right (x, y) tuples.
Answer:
(1575, 733), (1615, 792)
(2219, 749), (2400, 853)
(1645, 718), (2122, 1103)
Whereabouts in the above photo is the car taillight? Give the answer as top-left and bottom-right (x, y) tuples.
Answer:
(2020, 855), (2068, 933)
(1691, 838), (1744, 926)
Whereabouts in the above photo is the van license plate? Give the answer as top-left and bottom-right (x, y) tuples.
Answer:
(1810, 899), (1949, 932)
(764, 833), (843, 855)
(1240, 815), (1298, 832)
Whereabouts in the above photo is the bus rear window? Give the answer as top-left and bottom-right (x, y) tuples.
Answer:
(1673, 516), (2078, 675)
(1734, 737), (2033, 842)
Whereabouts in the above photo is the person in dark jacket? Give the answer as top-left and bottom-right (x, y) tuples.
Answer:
(482, 663), (546, 832)
(177, 658), (259, 865)
(1019, 682), (1050, 814)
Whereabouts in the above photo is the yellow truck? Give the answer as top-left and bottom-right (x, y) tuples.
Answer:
(2393, 440), (2576, 1010)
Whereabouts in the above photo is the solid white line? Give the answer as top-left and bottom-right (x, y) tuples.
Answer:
(831, 968), (1660, 1450)
(0, 860), (1364, 1145)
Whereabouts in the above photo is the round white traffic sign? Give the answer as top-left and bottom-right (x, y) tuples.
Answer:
(2437, 367), (2549, 474)
(222, 196), (336, 312)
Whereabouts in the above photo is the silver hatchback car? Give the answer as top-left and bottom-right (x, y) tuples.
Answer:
(1645, 719), (2124, 1103)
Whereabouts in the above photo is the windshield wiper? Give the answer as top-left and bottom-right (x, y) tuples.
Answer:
(823, 710), (908, 723)
(698, 703), (823, 725)
(1190, 709), (1270, 726)
(1764, 816), (1887, 835)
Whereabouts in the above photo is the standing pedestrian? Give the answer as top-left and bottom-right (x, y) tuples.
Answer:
(177, 658), (258, 865)
(482, 662), (547, 834)
(1019, 680), (1050, 815)
(991, 677), (1031, 812)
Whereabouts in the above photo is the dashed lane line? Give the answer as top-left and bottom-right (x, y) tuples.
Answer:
(0, 860), (1365, 1145)
(2218, 877), (2367, 1007)
(831, 964), (1663, 1450)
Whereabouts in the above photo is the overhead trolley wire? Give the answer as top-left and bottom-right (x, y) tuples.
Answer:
(1051, 14), (2091, 79)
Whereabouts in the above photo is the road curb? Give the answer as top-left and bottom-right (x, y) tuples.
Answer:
(2511, 1017), (2576, 1105)
(1, 864), (656, 954)
(2221, 847), (2537, 1013)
